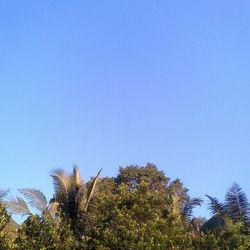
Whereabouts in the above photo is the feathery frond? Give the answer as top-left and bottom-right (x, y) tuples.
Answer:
(18, 188), (48, 212)
(51, 169), (70, 198)
(5, 197), (31, 216)
(225, 183), (250, 222)
(206, 194), (225, 216)
(72, 165), (83, 186)
(182, 197), (203, 221)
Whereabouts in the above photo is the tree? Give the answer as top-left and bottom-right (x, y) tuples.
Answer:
(15, 214), (76, 250)
(115, 163), (169, 191)
(82, 164), (195, 249)
(50, 165), (102, 239)
(203, 183), (250, 233)
(5, 165), (102, 241)
(168, 179), (203, 234)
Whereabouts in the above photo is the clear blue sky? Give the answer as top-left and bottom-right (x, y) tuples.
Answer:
(0, 1), (249, 218)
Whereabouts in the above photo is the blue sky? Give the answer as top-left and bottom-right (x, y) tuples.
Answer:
(0, 1), (249, 218)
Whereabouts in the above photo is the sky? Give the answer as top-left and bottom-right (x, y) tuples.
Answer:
(0, 1), (249, 218)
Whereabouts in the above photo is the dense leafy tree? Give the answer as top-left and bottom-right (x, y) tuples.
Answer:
(81, 164), (198, 249)
(115, 163), (169, 191)
(15, 214), (76, 250)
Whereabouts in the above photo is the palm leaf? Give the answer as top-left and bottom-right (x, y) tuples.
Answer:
(5, 197), (31, 216)
(182, 197), (203, 221)
(83, 169), (102, 212)
(72, 165), (84, 186)
(206, 194), (225, 216)
(51, 169), (70, 199)
(18, 188), (48, 212)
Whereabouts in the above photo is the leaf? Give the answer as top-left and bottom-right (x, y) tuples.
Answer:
(72, 165), (84, 186)
(18, 188), (48, 212)
(83, 169), (102, 212)
(206, 194), (225, 216)
(225, 183), (250, 222)
(50, 169), (70, 199)
(5, 197), (31, 216)
(182, 197), (203, 221)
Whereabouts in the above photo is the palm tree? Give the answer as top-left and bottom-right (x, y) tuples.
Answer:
(181, 197), (203, 223)
(169, 179), (203, 223)
(50, 165), (102, 238)
(203, 183), (250, 232)
(5, 165), (102, 231)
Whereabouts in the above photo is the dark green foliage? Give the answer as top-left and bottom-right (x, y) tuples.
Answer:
(84, 181), (192, 249)
(82, 165), (199, 249)
(115, 163), (169, 191)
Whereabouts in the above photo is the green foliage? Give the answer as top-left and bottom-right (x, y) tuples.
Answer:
(195, 222), (250, 249)
(82, 165), (195, 249)
(115, 163), (169, 191)
(15, 214), (76, 250)
(0, 203), (16, 250)
(0, 164), (250, 249)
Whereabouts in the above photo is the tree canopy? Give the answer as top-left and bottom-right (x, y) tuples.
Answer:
(0, 163), (249, 249)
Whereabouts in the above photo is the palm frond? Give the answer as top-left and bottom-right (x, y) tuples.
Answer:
(50, 169), (70, 199)
(72, 165), (83, 186)
(83, 169), (102, 212)
(18, 188), (48, 212)
(225, 183), (250, 222)
(206, 194), (225, 216)
(5, 197), (31, 216)
(182, 197), (203, 221)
